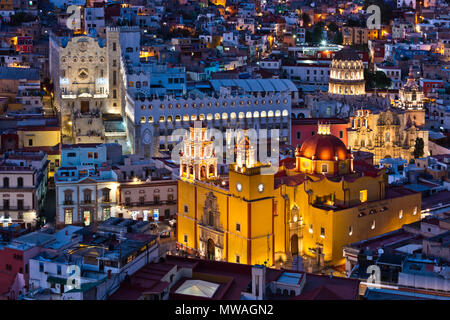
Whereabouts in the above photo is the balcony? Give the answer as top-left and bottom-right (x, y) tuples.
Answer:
(81, 200), (94, 205)
(0, 206), (31, 211)
(122, 200), (176, 207)
(63, 200), (74, 205)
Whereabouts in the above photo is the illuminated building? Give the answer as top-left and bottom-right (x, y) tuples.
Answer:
(328, 47), (365, 96)
(0, 151), (48, 228)
(177, 123), (421, 267)
(396, 67), (425, 110)
(347, 108), (429, 164)
(55, 144), (121, 227)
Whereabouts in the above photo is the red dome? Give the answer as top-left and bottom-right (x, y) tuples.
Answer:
(297, 134), (351, 161)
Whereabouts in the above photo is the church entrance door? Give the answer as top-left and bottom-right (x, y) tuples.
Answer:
(207, 238), (215, 260)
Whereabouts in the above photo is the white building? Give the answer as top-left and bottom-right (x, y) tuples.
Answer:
(128, 79), (295, 157)
(282, 63), (330, 84)
(55, 144), (122, 227)
(0, 151), (48, 228)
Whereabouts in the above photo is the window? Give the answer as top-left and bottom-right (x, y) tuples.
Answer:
(57, 265), (62, 275)
(236, 223), (241, 232)
(39, 262), (44, 273)
(349, 226), (353, 236)
(28, 139), (33, 146)
(309, 224), (313, 234)
(399, 210), (403, 219)
(6, 264), (12, 271)
(183, 234), (188, 243)
(184, 205), (188, 213)
(320, 227), (325, 238)
(88, 152), (93, 159)
(296, 131), (301, 139)
(65, 209), (73, 224)
(371, 220), (376, 230)
(236, 255), (240, 263)
(17, 199), (24, 210)
(113, 42), (116, 51)
(360, 190), (367, 203)
(413, 206), (418, 215)
(321, 164), (328, 173)
(339, 131), (343, 139)
(3, 177), (9, 188)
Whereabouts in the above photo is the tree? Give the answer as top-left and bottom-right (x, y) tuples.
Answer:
(413, 138), (425, 159)
(332, 31), (343, 45)
(328, 22), (339, 32)
(301, 12), (311, 27)
(364, 69), (392, 89)
(374, 71), (392, 89)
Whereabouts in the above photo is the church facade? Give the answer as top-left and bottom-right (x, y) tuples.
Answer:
(177, 123), (421, 267)
(347, 69), (429, 164)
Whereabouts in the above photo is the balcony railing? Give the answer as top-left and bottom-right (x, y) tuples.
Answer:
(63, 200), (73, 205)
(122, 200), (176, 207)
(0, 206), (32, 211)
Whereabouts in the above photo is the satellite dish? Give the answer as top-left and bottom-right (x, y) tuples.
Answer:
(378, 248), (384, 255)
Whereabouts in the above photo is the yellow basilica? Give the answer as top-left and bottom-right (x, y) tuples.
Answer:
(176, 123), (421, 268)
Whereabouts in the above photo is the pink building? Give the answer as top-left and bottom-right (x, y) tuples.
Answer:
(291, 118), (350, 148)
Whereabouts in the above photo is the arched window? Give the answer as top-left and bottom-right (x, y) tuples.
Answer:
(261, 111), (267, 117)
(275, 110), (281, 117)
(190, 114), (197, 121)
(230, 112), (236, 119)
(175, 115), (181, 121)
(207, 114), (213, 120)
(222, 113), (228, 120)
(199, 114), (205, 120)
(238, 112), (245, 119)
(183, 115), (189, 121)
(148, 116), (154, 123)
(214, 113), (221, 120)
(140, 116), (146, 124)
(167, 115), (173, 122)
(253, 111), (259, 118)
(246, 112), (252, 118)
(268, 110), (274, 117)
(159, 116), (165, 122)
(282, 109), (289, 117)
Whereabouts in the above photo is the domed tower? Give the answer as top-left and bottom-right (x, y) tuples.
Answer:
(397, 67), (426, 127)
(398, 67), (424, 110)
(295, 122), (353, 175)
(328, 47), (365, 96)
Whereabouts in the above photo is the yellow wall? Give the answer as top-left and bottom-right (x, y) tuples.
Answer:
(177, 165), (421, 267)
(18, 129), (61, 178)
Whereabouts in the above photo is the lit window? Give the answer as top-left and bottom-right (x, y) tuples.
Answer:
(371, 220), (376, 230)
(140, 116), (146, 123)
(349, 226), (353, 236)
(320, 227), (325, 238)
(413, 206), (418, 215)
(309, 224), (313, 234)
(321, 164), (328, 173)
(360, 190), (367, 203)
(399, 210), (403, 219)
